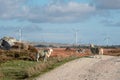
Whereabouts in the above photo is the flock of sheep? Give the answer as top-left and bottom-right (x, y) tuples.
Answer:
(0, 37), (104, 62)
(35, 43), (104, 62)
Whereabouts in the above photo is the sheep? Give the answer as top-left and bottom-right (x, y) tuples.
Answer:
(90, 44), (103, 58)
(36, 48), (53, 62)
(76, 48), (85, 53)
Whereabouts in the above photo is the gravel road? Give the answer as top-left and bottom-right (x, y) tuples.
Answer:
(35, 55), (120, 80)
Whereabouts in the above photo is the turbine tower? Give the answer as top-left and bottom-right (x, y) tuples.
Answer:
(104, 34), (110, 46)
(18, 28), (23, 53)
(75, 31), (78, 45)
(72, 29), (80, 46)
(19, 28), (22, 43)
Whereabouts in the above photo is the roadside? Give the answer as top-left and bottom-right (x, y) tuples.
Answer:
(35, 55), (120, 80)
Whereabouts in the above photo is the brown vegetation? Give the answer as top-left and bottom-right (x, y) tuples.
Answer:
(0, 47), (120, 63)
(0, 47), (120, 80)
(51, 48), (90, 58)
(0, 46), (37, 62)
(0, 47), (89, 63)
(12, 42), (28, 50)
(104, 48), (120, 56)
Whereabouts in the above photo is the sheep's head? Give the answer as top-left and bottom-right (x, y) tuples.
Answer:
(49, 48), (53, 52)
(90, 44), (94, 48)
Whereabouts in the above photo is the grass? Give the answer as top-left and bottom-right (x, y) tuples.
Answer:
(0, 55), (81, 80)
(0, 60), (37, 80)
(26, 55), (81, 79)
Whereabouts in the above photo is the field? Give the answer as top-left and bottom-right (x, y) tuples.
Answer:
(0, 47), (120, 80)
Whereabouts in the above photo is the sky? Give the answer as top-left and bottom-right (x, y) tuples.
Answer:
(0, 0), (120, 45)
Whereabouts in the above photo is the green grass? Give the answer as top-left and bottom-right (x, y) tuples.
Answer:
(0, 60), (37, 80)
(0, 56), (81, 80)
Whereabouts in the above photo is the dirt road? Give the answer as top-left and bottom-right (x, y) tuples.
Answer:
(35, 55), (120, 80)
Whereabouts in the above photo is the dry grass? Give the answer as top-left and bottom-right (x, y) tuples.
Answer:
(0, 49), (36, 63)
(104, 48), (120, 56)
(25, 56), (69, 78)
(0, 47), (119, 80)
(0, 55), (80, 80)
(0, 72), (4, 78)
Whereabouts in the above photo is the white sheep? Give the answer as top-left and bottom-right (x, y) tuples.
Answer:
(36, 48), (53, 62)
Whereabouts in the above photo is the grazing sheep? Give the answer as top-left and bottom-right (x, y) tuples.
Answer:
(36, 48), (53, 62)
(76, 48), (85, 53)
(90, 44), (103, 58)
(65, 47), (72, 51)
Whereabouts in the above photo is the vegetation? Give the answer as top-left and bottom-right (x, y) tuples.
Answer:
(0, 55), (80, 80)
(0, 45), (120, 80)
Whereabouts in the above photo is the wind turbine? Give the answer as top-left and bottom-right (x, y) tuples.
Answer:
(18, 27), (23, 53)
(104, 34), (110, 46)
(75, 31), (78, 45)
(19, 28), (22, 43)
(72, 29), (80, 47)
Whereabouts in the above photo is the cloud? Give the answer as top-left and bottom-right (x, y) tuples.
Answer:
(1, 0), (119, 23)
(0, 0), (96, 23)
(28, 2), (95, 23)
(107, 22), (120, 27)
(92, 0), (120, 9)
(22, 25), (42, 32)
(0, 25), (42, 33)
(0, 0), (28, 20)
(100, 18), (120, 27)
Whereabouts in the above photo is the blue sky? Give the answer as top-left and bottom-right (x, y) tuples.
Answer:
(0, 0), (120, 45)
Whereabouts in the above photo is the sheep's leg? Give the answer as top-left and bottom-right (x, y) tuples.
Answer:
(93, 54), (99, 58)
(94, 55), (97, 58)
(43, 55), (47, 62)
(91, 54), (95, 58)
(36, 56), (39, 62)
(99, 49), (103, 59)
(36, 53), (40, 62)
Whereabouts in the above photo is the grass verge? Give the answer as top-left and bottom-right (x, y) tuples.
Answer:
(0, 55), (81, 80)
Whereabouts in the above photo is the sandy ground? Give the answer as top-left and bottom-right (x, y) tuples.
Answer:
(35, 55), (120, 80)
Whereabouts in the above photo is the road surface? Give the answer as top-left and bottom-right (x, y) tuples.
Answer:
(35, 55), (120, 80)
